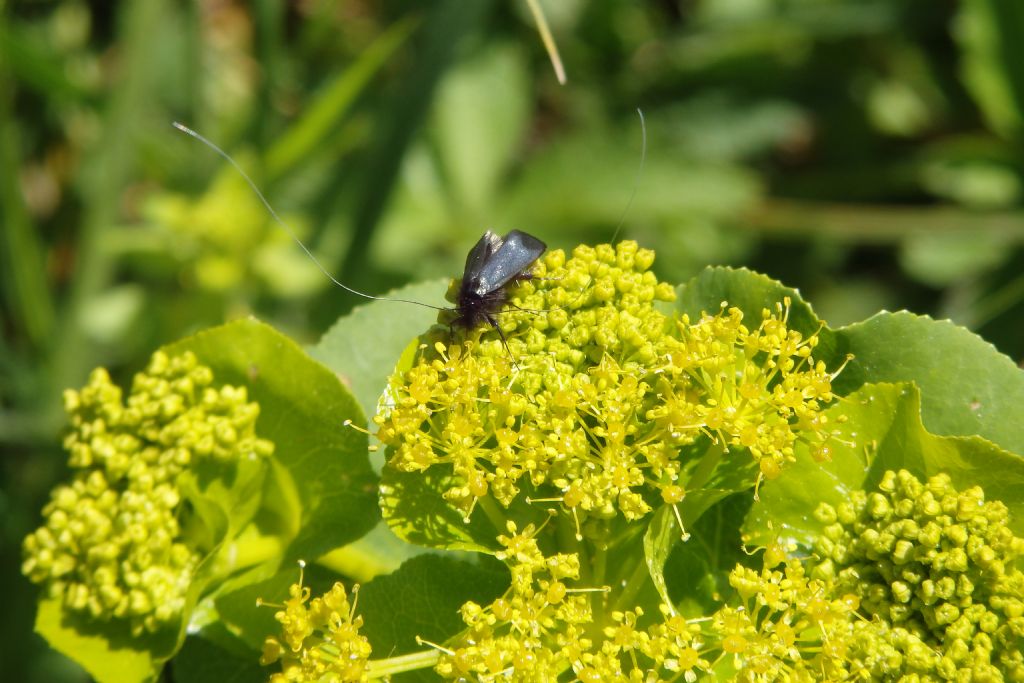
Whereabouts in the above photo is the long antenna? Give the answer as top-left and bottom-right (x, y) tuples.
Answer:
(171, 122), (447, 312)
(608, 107), (647, 245)
(558, 108), (648, 310)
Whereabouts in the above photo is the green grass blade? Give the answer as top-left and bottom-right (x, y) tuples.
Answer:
(0, 71), (54, 348)
(264, 17), (418, 179)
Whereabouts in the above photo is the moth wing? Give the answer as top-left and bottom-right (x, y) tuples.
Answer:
(473, 229), (547, 295)
(463, 230), (504, 282)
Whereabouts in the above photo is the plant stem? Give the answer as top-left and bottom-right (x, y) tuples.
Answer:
(366, 649), (440, 678)
(477, 494), (507, 534)
(591, 520), (608, 587)
(969, 271), (1024, 329)
(50, 0), (169, 419)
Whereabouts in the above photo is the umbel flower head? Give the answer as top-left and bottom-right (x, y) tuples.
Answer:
(435, 521), (711, 681)
(375, 241), (842, 525)
(431, 472), (1023, 681)
(260, 567), (372, 683)
(709, 557), (862, 679)
(809, 469), (1024, 679)
(690, 471), (1023, 680)
(22, 351), (274, 635)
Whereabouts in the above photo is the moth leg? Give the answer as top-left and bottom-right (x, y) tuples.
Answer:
(486, 313), (518, 371)
(504, 302), (553, 315)
(510, 274), (562, 287)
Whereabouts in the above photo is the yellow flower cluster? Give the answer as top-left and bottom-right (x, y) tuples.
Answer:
(811, 469), (1024, 679)
(436, 521), (710, 681)
(22, 351), (274, 635)
(701, 470), (1024, 679)
(710, 559), (861, 679)
(375, 241), (841, 523)
(261, 572), (372, 683)
(656, 303), (840, 481)
(428, 471), (1024, 680)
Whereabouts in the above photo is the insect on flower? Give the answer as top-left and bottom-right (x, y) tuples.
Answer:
(172, 123), (545, 354)
(453, 229), (546, 343)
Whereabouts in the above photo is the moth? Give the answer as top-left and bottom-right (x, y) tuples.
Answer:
(453, 229), (546, 334)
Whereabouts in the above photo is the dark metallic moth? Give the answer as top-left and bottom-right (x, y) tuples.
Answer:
(453, 229), (547, 343)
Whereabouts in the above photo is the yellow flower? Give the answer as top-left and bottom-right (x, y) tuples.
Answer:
(262, 570), (372, 683)
(376, 242), (843, 527)
(436, 524), (711, 681)
(709, 559), (859, 679)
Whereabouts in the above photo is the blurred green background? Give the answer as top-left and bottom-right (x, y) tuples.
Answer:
(3, 0), (1023, 679)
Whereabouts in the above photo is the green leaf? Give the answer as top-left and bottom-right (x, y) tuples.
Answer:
(665, 259), (830, 510)
(165, 318), (378, 562)
(34, 319), (355, 680)
(0, 22), (89, 101)
(319, 520), (432, 583)
(0, 55), (55, 349)
(176, 440), (267, 550)
(33, 333), (257, 681)
(653, 96), (807, 163)
(745, 382), (1024, 549)
(643, 506), (678, 611)
(379, 468), (498, 552)
(264, 18), (418, 179)
(339, 0), (496, 280)
(433, 43), (531, 216)
(496, 132), (760, 241)
(663, 493), (754, 615)
(832, 311), (1024, 455)
(642, 444), (759, 610)
(310, 280), (446, 420)
(34, 596), (168, 683)
(172, 626), (264, 683)
(359, 554), (508, 659)
(901, 231), (1012, 286)
(210, 558), (504, 682)
(633, 267), (839, 608)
